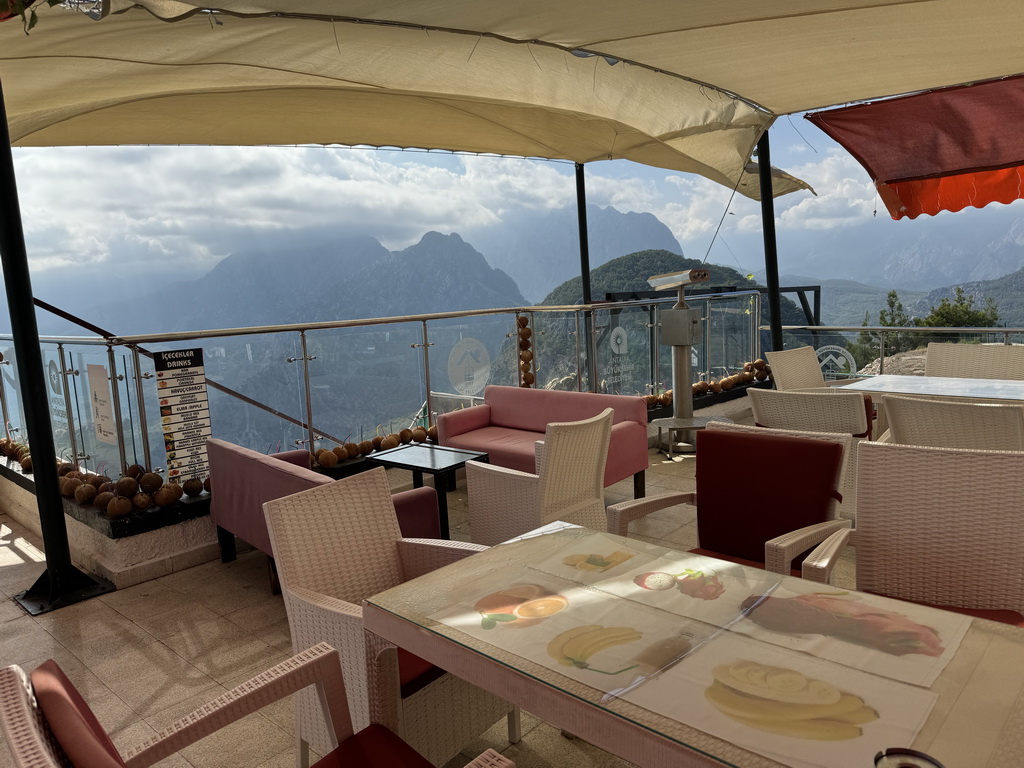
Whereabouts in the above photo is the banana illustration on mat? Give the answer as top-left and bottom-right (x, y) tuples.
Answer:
(705, 661), (878, 740)
(546, 624), (642, 674)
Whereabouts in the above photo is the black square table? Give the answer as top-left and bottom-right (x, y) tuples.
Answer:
(364, 443), (489, 539)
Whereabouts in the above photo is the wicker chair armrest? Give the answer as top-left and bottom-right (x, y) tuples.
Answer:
(397, 538), (489, 580)
(466, 460), (541, 545)
(467, 749), (516, 767)
(800, 527), (854, 584)
(605, 492), (696, 537)
(287, 585), (363, 621)
(124, 643), (346, 768)
(764, 519), (851, 574)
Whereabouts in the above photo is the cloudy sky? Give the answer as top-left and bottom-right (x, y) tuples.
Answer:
(9, 114), (1024, 309)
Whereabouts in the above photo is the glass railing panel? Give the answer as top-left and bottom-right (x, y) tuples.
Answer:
(305, 322), (428, 451)
(426, 313), (519, 418)
(0, 339), (26, 443)
(138, 333), (309, 464)
(593, 303), (655, 396)
(59, 344), (125, 478)
(532, 310), (584, 391)
(38, 342), (77, 466)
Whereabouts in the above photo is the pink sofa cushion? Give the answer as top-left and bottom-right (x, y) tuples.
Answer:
(30, 661), (125, 768)
(485, 386), (646, 432)
(446, 426), (539, 473)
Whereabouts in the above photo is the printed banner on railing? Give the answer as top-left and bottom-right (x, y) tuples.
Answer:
(154, 348), (210, 483)
(87, 364), (117, 446)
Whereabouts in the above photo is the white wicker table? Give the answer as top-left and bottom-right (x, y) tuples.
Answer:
(837, 374), (1024, 401)
(364, 526), (1024, 768)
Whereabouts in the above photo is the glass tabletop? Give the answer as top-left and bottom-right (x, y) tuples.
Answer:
(364, 442), (488, 472)
(838, 374), (1024, 401)
(366, 526), (1024, 768)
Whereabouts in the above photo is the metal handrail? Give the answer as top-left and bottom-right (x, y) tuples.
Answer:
(0, 290), (762, 469)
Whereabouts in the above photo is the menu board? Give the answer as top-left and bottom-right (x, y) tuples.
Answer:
(154, 348), (211, 483)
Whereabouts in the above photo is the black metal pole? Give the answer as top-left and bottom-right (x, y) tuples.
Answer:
(575, 163), (598, 390)
(575, 163), (593, 305)
(0, 80), (111, 614)
(757, 131), (785, 352)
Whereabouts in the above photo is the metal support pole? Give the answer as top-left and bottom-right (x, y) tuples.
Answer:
(131, 347), (152, 471)
(0, 359), (10, 441)
(299, 331), (316, 450)
(106, 345), (127, 474)
(419, 322), (433, 424)
(56, 344), (80, 467)
(757, 131), (785, 352)
(575, 163), (599, 392)
(573, 313), (583, 392)
(0, 79), (111, 614)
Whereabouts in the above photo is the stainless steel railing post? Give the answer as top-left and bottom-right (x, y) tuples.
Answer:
(131, 347), (152, 471)
(420, 321), (433, 425)
(56, 344), (82, 468)
(300, 331), (316, 451)
(106, 344), (127, 474)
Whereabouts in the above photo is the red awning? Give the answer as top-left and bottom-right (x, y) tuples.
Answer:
(805, 75), (1024, 220)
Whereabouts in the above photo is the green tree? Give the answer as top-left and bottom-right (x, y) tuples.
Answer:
(879, 289), (917, 355)
(916, 286), (999, 330)
(847, 311), (877, 369)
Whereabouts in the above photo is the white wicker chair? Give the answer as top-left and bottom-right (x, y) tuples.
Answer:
(882, 394), (1024, 450)
(706, 420), (858, 521)
(764, 345), (861, 389)
(925, 342), (1024, 379)
(0, 642), (514, 768)
(465, 407), (613, 546)
(607, 428), (849, 574)
(802, 441), (1024, 623)
(264, 468), (519, 767)
(747, 387), (873, 439)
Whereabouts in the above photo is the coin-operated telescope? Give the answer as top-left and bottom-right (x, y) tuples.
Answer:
(648, 269), (718, 454)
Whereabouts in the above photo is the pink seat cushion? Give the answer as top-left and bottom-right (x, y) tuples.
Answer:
(695, 430), (843, 564)
(397, 649), (446, 698)
(30, 660), (125, 768)
(446, 426), (539, 473)
(313, 723), (432, 767)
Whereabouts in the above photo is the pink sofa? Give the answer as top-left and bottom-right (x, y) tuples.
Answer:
(207, 438), (440, 590)
(436, 385), (649, 497)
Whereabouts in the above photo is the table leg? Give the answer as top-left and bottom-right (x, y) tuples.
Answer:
(435, 470), (451, 539)
(412, 470), (424, 489)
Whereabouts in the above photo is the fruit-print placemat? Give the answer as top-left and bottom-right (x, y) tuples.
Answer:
(731, 578), (972, 686)
(627, 633), (937, 768)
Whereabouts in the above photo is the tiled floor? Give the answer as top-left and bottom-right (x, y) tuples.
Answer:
(0, 447), (855, 767)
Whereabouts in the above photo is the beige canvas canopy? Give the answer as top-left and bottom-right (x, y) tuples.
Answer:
(4, 1), (1024, 198)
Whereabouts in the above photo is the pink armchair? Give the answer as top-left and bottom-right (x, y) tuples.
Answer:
(207, 438), (439, 592)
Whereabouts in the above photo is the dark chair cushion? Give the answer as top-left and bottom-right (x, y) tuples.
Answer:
(30, 660), (125, 768)
(313, 723), (433, 767)
(397, 649), (446, 699)
(688, 548), (802, 578)
(695, 430), (843, 564)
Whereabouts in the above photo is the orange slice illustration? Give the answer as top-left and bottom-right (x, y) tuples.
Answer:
(512, 595), (569, 619)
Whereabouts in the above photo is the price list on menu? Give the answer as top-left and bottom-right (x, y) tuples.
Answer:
(154, 348), (211, 483)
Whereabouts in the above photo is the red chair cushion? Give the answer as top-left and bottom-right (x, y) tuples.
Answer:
(397, 649), (446, 698)
(29, 660), (126, 768)
(925, 604), (1024, 627)
(313, 723), (432, 767)
(695, 430), (843, 565)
